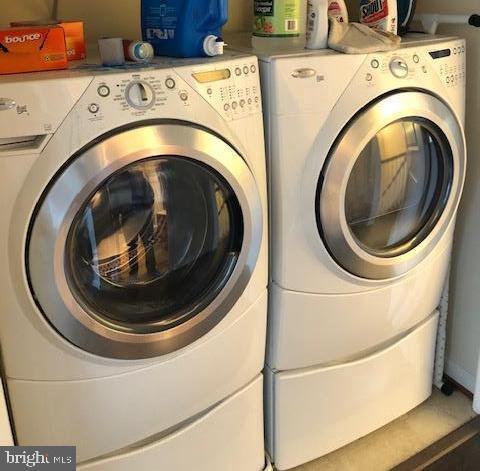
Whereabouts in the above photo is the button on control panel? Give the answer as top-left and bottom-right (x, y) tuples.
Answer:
(88, 103), (100, 114)
(165, 77), (176, 89)
(97, 85), (110, 97)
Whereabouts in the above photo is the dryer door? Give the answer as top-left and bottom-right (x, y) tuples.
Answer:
(318, 91), (466, 280)
(28, 124), (263, 359)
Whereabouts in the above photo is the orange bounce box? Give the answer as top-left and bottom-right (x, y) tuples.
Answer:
(60, 21), (86, 60)
(0, 26), (68, 75)
(11, 21), (86, 61)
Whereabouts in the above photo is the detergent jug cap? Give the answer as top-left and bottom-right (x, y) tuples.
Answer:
(203, 35), (225, 56)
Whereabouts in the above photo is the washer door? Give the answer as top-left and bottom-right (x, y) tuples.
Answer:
(318, 91), (466, 280)
(28, 124), (263, 359)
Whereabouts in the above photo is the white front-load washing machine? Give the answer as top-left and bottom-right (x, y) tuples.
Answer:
(230, 35), (467, 469)
(0, 53), (268, 471)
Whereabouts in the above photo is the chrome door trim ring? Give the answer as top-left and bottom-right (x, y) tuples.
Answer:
(28, 123), (263, 359)
(318, 91), (466, 280)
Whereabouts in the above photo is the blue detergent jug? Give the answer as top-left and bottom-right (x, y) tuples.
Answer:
(141, 0), (228, 58)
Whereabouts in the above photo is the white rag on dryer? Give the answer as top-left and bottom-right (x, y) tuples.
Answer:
(328, 18), (401, 54)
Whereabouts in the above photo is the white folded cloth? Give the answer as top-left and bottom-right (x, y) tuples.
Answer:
(328, 18), (401, 54)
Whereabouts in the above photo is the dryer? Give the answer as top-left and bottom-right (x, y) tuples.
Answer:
(230, 35), (467, 469)
(0, 54), (268, 471)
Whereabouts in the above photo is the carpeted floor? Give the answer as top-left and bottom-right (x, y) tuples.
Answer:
(289, 388), (477, 471)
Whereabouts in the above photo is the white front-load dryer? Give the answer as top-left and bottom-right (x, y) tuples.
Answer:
(0, 54), (268, 471)
(230, 34), (467, 469)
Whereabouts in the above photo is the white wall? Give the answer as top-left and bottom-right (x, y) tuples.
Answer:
(0, 0), (254, 41)
(0, 0), (52, 27)
(417, 0), (480, 392)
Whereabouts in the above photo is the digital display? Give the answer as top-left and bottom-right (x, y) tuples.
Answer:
(429, 49), (451, 59)
(192, 69), (231, 83)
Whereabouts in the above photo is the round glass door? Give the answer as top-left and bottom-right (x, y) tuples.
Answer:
(318, 92), (466, 280)
(344, 118), (453, 257)
(66, 157), (243, 331)
(27, 124), (263, 359)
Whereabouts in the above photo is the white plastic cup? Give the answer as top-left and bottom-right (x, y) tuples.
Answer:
(98, 37), (125, 66)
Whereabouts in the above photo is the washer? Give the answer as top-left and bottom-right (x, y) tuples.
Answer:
(0, 54), (268, 471)
(230, 35), (466, 469)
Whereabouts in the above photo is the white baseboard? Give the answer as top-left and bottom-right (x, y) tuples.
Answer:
(445, 359), (476, 392)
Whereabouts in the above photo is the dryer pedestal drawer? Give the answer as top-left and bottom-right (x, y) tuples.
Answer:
(266, 312), (439, 471)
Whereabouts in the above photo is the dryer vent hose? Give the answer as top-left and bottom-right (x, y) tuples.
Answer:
(415, 13), (480, 35)
(469, 14), (480, 27)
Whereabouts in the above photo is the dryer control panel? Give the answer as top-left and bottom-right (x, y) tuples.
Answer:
(364, 39), (466, 91)
(428, 41), (466, 89)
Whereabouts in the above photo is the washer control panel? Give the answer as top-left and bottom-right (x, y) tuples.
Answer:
(84, 72), (169, 118)
(81, 56), (262, 122)
(176, 57), (262, 121)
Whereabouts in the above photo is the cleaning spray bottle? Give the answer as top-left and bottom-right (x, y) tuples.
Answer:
(306, 0), (348, 49)
(252, 0), (307, 51)
(327, 0), (349, 23)
(359, 0), (398, 34)
(306, 0), (328, 49)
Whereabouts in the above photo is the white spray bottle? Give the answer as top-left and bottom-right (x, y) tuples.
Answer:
(306, 0), (329, 49)
(306, 0), (349, 49)
(327, 0), (349, 23)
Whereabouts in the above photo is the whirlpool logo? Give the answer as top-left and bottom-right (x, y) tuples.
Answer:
(0, 447), (76, 470)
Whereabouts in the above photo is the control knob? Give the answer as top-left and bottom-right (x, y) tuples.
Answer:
(389, 57), (409, 79)
(126, 81), (155, 109)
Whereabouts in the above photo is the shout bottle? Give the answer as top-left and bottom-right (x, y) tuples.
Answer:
(359, 0), (398, 34)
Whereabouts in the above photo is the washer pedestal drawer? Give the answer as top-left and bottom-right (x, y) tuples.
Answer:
(78, 375), (265, 471)
(265, 312), (439, 471)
